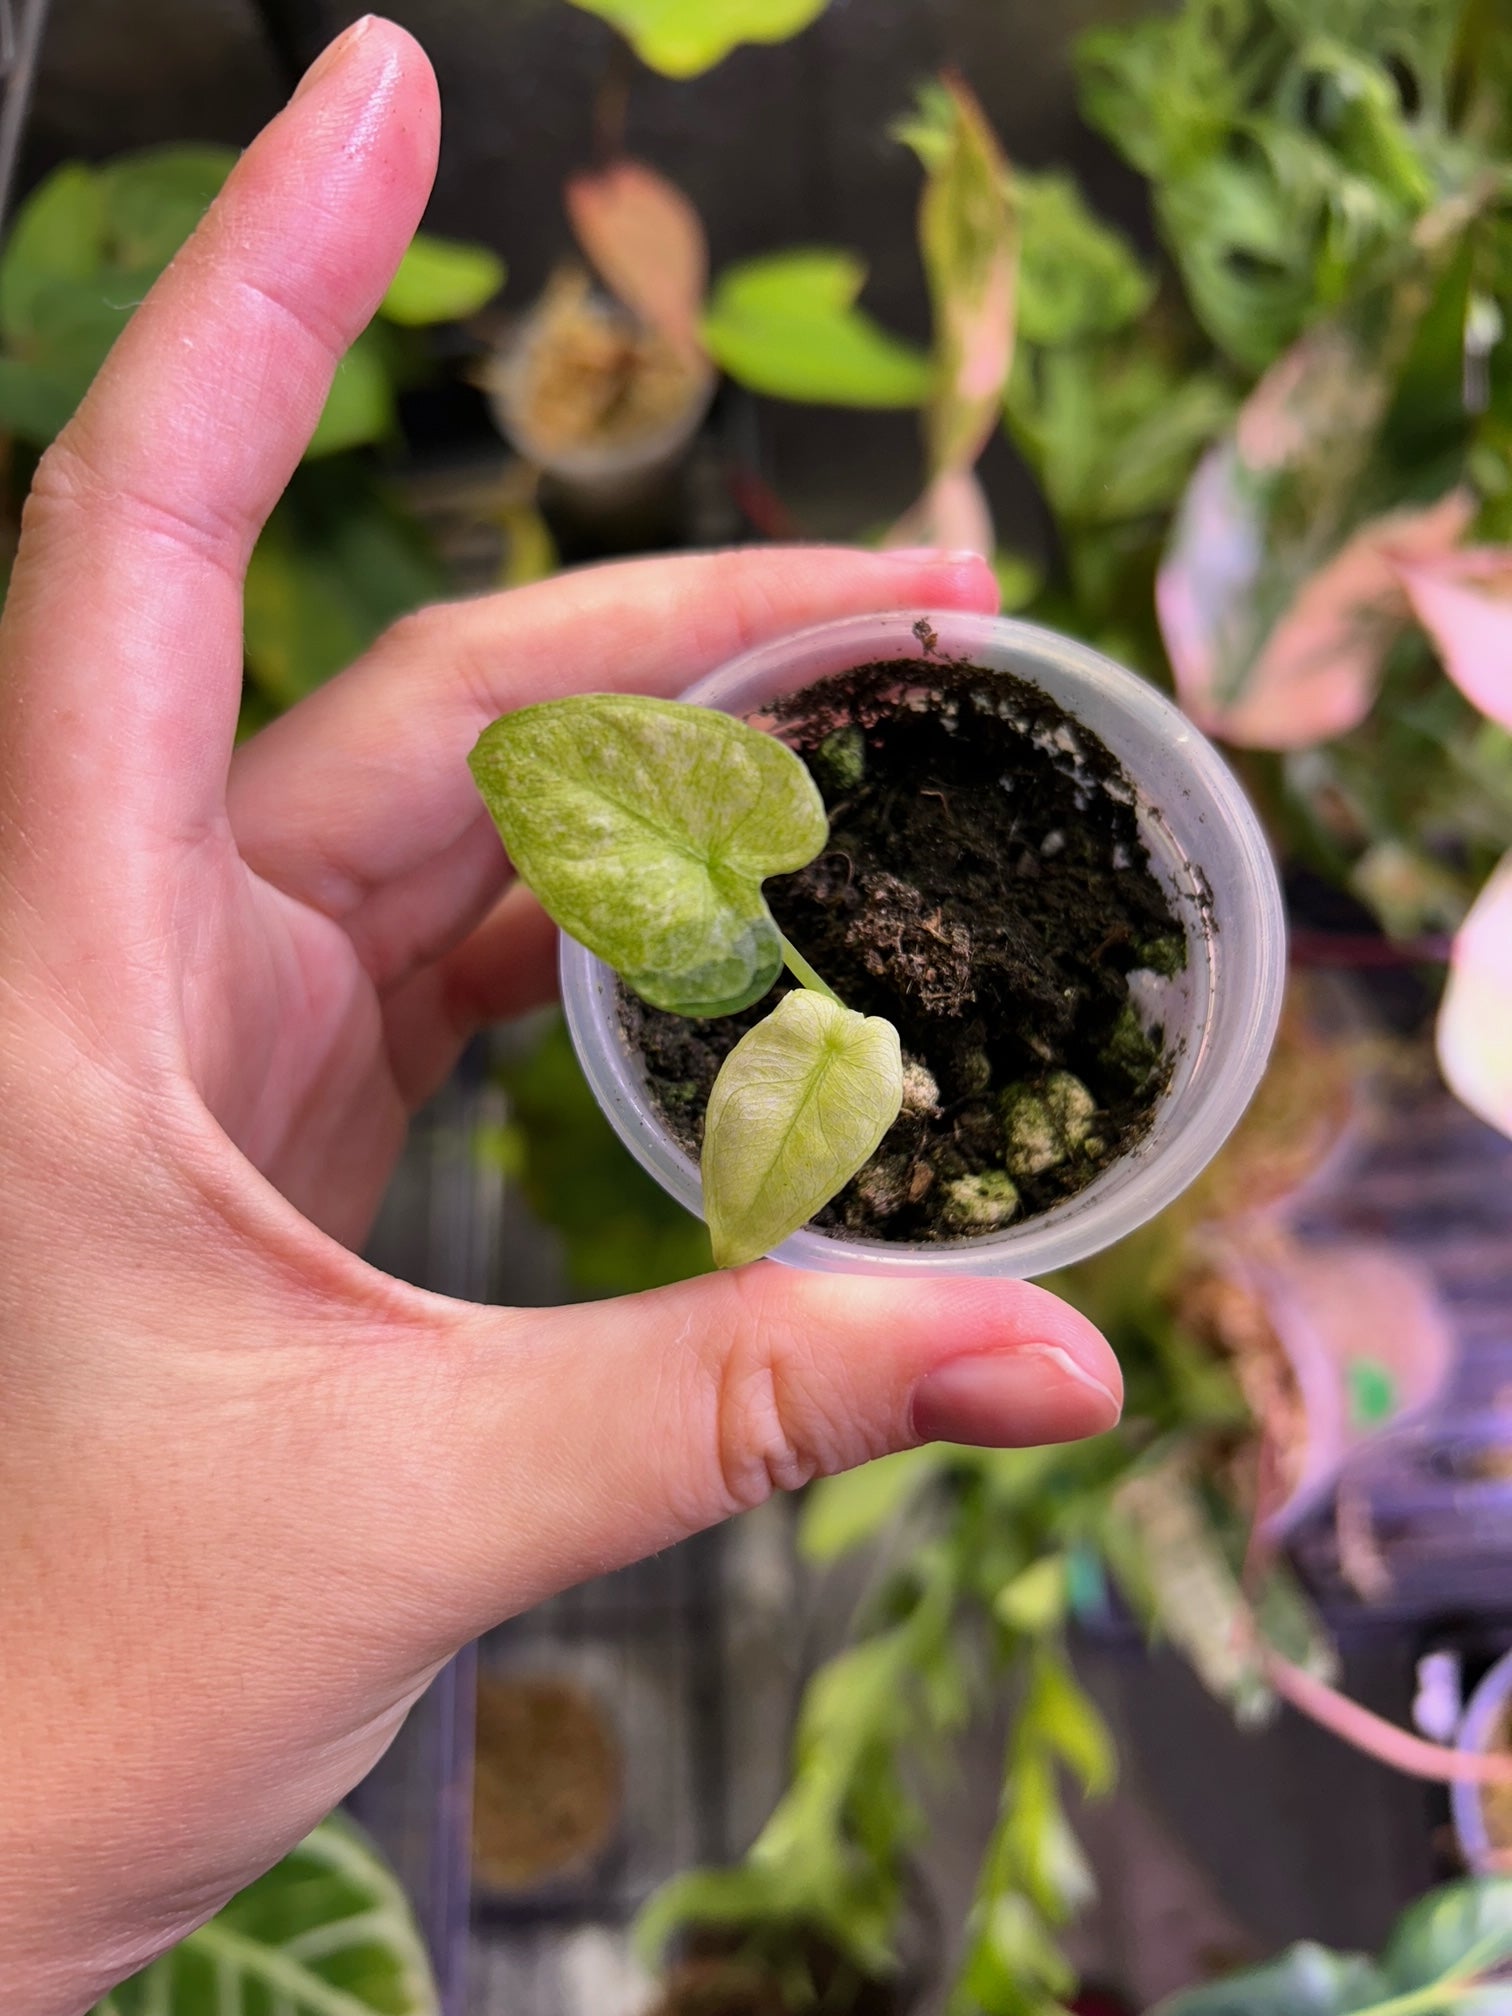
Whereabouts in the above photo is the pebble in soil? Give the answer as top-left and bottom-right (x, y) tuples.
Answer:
(621, 657), (1189, 1243)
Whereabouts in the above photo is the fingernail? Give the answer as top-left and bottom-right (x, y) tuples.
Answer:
(292, 15), (375, 102)
(885, 546), (989, 564)
(911, 1343), (1122, 1449)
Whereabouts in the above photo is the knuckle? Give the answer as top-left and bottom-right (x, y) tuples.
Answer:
(706, 1268), (855, 1513)
(24, 433), (244, 581)
(23, 436), (91, 527)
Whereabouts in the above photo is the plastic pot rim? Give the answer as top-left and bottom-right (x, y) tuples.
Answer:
(560, 609), (1287, 1280)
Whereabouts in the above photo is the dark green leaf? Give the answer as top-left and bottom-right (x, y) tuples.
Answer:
(0, 162), (106, 344)
(244, 468), (445, 709)
(1152, 1943), (1389, 2016)
(1016, 172), (1155, 347)
(306, 332), (396, 459)
(0, 355), (92, 443)
(1382, 1877), (1512, 1994)
(98, 145), (235, 269)
(497, 1016), (711, 1296)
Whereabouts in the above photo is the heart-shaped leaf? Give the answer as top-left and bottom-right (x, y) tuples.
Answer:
(469, 695), (828, 1017)
(93, 1815), (438, 2015)
(702, 990), (902, 1267)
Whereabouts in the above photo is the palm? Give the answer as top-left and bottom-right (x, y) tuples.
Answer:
(201, 847), (408, 1246)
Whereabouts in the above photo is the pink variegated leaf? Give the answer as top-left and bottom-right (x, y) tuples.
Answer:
(883, 467), (995, 558)
(565, 158), (708, 362)
(916, 77), (1017, 479)
(1232, 325), (1380, 475)
(1158, 310), (1477, 750)
(1396, 548), (1512, 734)
(1206, 1228), (1455, 1534)
(1161, 455), (1471, 748)
(1438, 850), (1512, 1140)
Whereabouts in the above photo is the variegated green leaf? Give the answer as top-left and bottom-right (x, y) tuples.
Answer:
(93, 1815), (438, 2016)
(911, 77), (1017, 477)
(469, 695), (828, 1017)
(702, 990), (902, 1267)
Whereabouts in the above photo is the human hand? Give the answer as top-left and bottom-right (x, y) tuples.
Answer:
(0, 19), (1121, 2011)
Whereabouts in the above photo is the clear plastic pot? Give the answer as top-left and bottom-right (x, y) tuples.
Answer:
(1452, 1649), (1512, 1872)
(484, 297), (716, 515)
(561, 609), (1287, 1279)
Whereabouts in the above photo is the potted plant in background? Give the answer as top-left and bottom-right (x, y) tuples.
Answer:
(0, 143), (506, 718)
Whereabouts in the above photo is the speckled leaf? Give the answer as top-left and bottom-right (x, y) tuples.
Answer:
(469, 695), (828, 1017)
(92, 1816), (438, 2016)
(702, 990), (902, 1268)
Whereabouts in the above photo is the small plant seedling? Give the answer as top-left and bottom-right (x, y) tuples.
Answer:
(469, 694), (904, 1266)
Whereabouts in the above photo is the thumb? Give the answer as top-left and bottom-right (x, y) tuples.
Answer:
(424, 1268), (1122, 1635)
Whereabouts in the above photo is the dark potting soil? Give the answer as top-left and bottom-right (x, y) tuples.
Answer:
(621, 656), (1187, 1243)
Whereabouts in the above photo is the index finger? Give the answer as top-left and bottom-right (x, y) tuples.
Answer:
(226, 546), (1000, 987)
(0, 17), (440, 869)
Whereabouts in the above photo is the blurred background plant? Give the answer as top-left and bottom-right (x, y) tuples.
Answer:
(0, 141), (504, 719)
(466, 0), (1512, 2006)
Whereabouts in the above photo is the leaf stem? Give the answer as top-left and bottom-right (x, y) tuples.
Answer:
(781, 936), (845, 1007)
